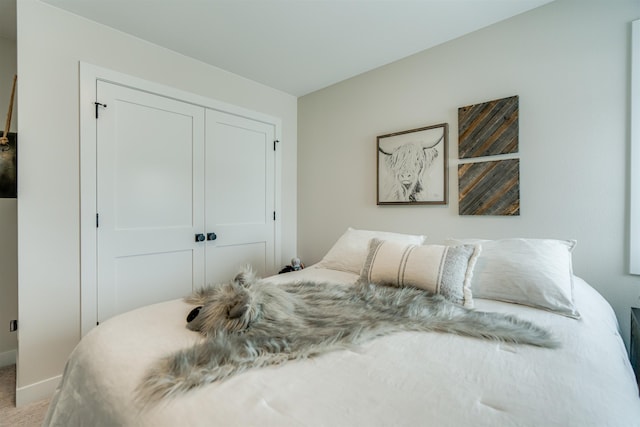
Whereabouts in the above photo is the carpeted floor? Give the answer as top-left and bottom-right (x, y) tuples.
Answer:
(0, 364), (50, 427)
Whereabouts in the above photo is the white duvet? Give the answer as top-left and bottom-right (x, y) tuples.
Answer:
(44, 267), (640, 427)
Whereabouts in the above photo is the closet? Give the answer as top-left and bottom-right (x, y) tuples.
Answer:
(94, 80), (277, 323)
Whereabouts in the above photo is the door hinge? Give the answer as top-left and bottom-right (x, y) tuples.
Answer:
(9, 320), (17, 332)
(96, 213), (99, 228)
(273, 211), (276, 221)
(94, 102), (107, 119)
(273, 140), (279, 151)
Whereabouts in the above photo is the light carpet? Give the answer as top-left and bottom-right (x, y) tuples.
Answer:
(0, 365), (50, 427)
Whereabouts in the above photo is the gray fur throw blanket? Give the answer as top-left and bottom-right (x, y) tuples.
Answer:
(137, 268), (558, 404)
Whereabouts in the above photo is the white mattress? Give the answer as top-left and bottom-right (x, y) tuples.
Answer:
(44, 267), (640, 426)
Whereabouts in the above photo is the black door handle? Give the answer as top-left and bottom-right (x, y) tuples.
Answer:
(195, 233), (205, 242)
(207, 232), (217, 241)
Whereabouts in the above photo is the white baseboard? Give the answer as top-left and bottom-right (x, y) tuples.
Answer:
(0, 349), (16, 367)
(16, 374), (60, 407)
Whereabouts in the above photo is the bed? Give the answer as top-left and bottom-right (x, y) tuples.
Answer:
(44, 229), (640, 426)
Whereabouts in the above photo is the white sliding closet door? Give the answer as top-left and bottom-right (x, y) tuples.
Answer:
(96, 81), (205, 322)
(204, 110), (276, 285)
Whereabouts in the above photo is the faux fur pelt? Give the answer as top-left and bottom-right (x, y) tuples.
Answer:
(137, 268), (558, 404)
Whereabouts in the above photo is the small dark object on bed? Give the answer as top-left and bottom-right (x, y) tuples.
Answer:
(278, 257), (304, 274)
(186, 306), (202, 323)
(278, 265), (296, 274)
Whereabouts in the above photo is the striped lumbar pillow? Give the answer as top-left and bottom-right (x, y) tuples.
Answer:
(359, 238), (479, 307)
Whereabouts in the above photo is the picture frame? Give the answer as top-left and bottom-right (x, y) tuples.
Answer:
(0, 132), (17, 198)
(377, 123), (448, 205)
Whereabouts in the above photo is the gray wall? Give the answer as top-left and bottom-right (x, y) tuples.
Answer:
(298, 0), (640, 347)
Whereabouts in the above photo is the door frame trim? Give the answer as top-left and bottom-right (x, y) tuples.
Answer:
(79, 62), (282, 336)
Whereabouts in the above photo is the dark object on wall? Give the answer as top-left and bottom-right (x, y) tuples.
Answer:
(377, 123), (448, 205)
(0, 132), (17, 198)
(631, 307), (640, 392)
(458, 95), (519, 159)
(458, 158), (519, 216)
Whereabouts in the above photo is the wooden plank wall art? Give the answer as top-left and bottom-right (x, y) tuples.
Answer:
(457, 95), (520, 215)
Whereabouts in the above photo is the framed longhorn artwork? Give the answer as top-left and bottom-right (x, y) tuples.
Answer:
(377, 123), (448, 205)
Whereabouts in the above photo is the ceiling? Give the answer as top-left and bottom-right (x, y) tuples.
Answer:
(21, 1), (553, 96)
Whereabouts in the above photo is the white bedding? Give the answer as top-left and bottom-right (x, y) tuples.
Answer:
(44, 266), (640, 427)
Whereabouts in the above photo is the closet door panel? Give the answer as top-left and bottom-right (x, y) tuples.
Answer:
(112, 250), (193, 315)
(96, 81), (205, 322)
(212, 129), (266, 224)
(205, 110), (276, 284)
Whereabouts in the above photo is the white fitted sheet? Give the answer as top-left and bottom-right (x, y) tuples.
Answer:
(43, 267), (640, 427)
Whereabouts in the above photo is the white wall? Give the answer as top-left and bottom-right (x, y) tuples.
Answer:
(0, 34), (17, 367)
(299, 0), (640, 347)
(16, 0), (297, 404)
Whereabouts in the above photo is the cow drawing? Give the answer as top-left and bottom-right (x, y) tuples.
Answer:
(379, 135), (443, 202)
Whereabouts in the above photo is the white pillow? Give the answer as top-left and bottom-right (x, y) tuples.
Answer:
(359, 238), (478, 307)
(446, 238), (579, 318)
(318, 227), (427, 274)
